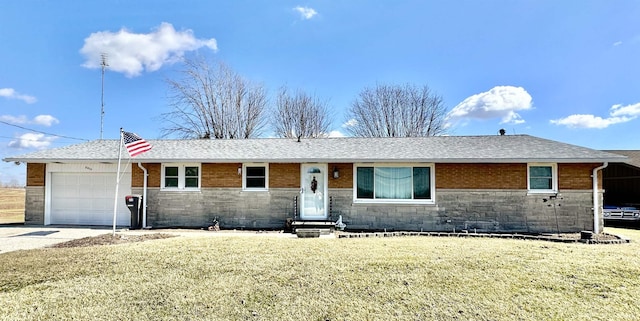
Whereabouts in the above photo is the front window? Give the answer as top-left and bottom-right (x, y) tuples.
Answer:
(528, 163), (557, 193)
(162, 164), (201, 190)
(164, 166), (179, 188)
(185, 166), (199, 188)
(243, 164), (269, 190)
(355, 164), (434, 203)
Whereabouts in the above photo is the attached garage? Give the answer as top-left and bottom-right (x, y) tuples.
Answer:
(46, 163), (131, 226)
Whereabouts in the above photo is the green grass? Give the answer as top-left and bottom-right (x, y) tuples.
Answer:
(1, 228), (640, 320)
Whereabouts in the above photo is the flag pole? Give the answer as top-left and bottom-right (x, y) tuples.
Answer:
(112, 128), (124, 236)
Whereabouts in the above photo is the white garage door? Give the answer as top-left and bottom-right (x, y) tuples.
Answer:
(49, 168), (131, 226)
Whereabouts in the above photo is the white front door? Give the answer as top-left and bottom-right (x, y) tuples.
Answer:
(300, 164), (328, 220)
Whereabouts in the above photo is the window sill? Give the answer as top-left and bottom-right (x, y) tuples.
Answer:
(353, 199), (435, 205)
(242, 188), (269, 192)
(160, 188), (202, 193)
(527, 190), (558, 195)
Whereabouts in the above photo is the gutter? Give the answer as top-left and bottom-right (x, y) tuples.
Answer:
(137, 162), (149, 228)
(592, 162), (608, 234)
(3, 156), (628, 164)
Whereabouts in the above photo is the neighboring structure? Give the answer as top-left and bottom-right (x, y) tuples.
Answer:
(3, 135), (626, 233)
(600, 150), (640, 223)
(602, 150), (640, 208)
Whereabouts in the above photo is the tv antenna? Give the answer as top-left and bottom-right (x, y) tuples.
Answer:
(100, 53), (109, 140)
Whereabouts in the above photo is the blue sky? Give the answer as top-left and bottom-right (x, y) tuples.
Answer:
(1, 1), (639, 185)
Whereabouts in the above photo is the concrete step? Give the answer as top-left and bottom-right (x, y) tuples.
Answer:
(291, 220), (336, 237)
(296, 228), (321, 238)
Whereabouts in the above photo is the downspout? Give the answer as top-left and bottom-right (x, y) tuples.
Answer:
(592, 162), (608, 234)
(137, 162), (149, 228)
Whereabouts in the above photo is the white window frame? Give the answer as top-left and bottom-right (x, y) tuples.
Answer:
(242, 163), (269, 191)
(161, 163), (201, 191)
(353, 163), (435, 204)
(527, 163), (558, 194)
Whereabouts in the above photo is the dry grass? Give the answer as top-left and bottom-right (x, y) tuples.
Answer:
(0, 188), (24, 224)
(1, 228), (639, 320)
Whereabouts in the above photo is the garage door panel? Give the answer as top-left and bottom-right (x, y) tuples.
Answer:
(50, 171), (131, 226)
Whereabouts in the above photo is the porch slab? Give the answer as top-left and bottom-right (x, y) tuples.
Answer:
(291, 220), (335, 235)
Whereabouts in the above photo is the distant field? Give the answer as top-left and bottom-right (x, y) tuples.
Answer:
(0, 188), (25, 223)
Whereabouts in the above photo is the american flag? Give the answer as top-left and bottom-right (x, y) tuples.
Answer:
(123, 131), (152, 157)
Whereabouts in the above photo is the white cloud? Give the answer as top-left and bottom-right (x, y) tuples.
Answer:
(327, 130), (345, 137)
(0, 88), (37, 104)
(549, 114), (630, 129)
(342, 119), (357, 128)
(610, 102), (640, 117)
(80, 22), (218, 77)
(613, 41), (623, 46)
(0, 114), (59, 126)
(294, 6), (318, 20)
(448, 86), (533, 125)
(8, 133), (56, 149)
(0, 115), (28, 124)
(33, 115), (60, 126)
(551, 102), (640, 129)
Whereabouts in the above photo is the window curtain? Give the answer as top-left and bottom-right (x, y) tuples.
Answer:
(375, 167), (412, 199)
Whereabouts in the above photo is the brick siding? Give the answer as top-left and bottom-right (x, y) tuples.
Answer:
(133, 163), (353, 189)
(26, 163), (45, 187)
(559, 163), (600, 190)
(269, 163), (300, 188)
(202, 163), (242, 188)
(436, 163), (526, 189)
(132, 163), (161, 188)
(436, 163), (599, 190)
(328, 163), (353, 188)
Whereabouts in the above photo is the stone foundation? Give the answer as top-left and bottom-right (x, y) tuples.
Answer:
(132, 187), (599, 233)
(337, 189), (596, 233)
(134, 188), (299, 229)
(24, 186), (45, 225)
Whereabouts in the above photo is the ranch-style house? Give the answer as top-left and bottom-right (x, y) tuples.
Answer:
(3, 135), (627, 234)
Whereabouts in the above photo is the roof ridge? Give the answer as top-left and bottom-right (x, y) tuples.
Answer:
(115, 134), (532, 142)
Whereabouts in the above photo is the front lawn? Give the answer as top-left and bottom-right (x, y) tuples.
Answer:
(1, 228), (639, 320)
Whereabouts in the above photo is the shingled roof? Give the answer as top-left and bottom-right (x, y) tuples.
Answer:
(603, 150), (640, 168)
(3, 135), (627, 164)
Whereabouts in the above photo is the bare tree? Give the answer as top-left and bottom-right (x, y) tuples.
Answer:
(345, 83), (448, 137)
(161, 57), (268, 139)
(272, 87), (332, 140)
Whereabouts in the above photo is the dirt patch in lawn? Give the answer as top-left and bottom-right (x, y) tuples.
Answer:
(50, 233), (176, 248)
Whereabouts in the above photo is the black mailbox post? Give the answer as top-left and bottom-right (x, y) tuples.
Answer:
(125, 195), (142, 229)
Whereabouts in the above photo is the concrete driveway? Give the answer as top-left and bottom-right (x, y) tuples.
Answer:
(0, 226), (322, 254)
(0, 226), (113, 254)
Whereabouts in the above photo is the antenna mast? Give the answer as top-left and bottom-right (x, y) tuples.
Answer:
(100, 53), (109, 140)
